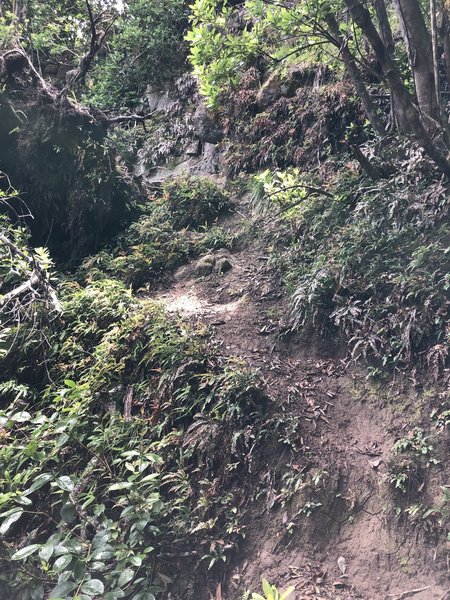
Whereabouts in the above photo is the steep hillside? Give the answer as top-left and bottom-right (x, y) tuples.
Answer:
(0, 1), (449, 600)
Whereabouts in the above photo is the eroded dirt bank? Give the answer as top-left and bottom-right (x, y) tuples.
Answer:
(152, 199), (449, 600)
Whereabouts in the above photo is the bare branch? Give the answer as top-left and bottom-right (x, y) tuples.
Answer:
(107, 111), (157, 125)
(266, 184), (334, 199)
(57, 0), (116, 99)
(0, 232), (63, 317)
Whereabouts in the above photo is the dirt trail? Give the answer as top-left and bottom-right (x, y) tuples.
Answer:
(152, 207), (449, 600)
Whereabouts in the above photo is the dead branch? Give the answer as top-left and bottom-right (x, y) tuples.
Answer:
(107, 111), (157, 125)
(0, 232), (63, 316)
(387, 586), (431, 600)
(58, 0), (116, 99)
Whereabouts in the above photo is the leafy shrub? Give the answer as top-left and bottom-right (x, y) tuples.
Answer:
(162, 175), (230, 230)
(0, 299), (270, 599)
(74, 176), (232, 289)
(87, 0), (189, 109)
(219, 69), (365, 175)
(388, 428), (438, 497)
(261, 148), (450, 370)
(251, 580), (295, 600)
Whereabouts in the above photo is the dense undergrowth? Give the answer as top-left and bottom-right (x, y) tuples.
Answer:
(0, 303), (269, 600)
(251, 141), (450, 373)
(0, 176), (274, 599)
(1, 0), (450, 596)
(77, 175), (232, 289)
(218, 67), (366, 176)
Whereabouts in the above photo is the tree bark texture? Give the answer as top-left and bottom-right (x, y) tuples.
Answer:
(374, 0), (411, 132)
(392, 0), (439, 122)
(344, 0), (450, 177)
(326, 12), (386, 135)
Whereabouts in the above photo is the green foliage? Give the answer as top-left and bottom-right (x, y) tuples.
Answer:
(87, 0), (189, 109)
(388, 428), (438, 494)
(0, 179), (261, 597)
(0, 296), (270, 598)
(29, 0), (113, 59)
(262, 147), (450, 369)
(392, 428), (435, 459)
(77, 176), (231, 289)
(1, 0), (118, 63)
(187, 0), (259, 107)
(162, 174), (230, 230)
(187, 0), (334, 107)
(251, 579), (295, 600)
(217, 67), (364, 175)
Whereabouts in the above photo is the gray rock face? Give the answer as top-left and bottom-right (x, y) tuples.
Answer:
(185, 139), (201, 157)
(142, 85), (173, 113)
(193, 103), (224, 144)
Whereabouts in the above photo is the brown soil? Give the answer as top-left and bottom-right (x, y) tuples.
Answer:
(153, 202), (449, 600)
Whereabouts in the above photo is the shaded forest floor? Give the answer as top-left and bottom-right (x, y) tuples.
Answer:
(152, 194), (450, 600)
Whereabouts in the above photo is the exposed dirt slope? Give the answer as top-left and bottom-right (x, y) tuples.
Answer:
(153, 200), (449, 600)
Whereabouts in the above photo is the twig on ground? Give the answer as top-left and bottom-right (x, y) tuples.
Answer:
(387, 586), (431, 600)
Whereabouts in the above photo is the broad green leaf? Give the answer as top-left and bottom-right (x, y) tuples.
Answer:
(15, 495), (33, 506)
(128, 555), (142, 567)
(49, 581), (77, 598)
(53, 553), (73, 571)
(108, 482), (134, 491)
(145, 452), (163, 464)
(11, 544), (40, 560)
(55, 476), (74, 492)
(280, 587), (295, 600)
(92, 547), (115, 560)
(0, 509), (23, 535)
(140, 473), (159, 484)
(262, 579), (272, 593)
(10, 411), (32, 422)
(118, 568), (135, 588)
(39, 540), (55, 561)
(25, 473), (53, 494)
(60, 503), (77, 524)
(80, 579), (105, 596)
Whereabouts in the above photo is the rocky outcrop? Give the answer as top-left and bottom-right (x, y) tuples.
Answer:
(193, 102), (224, 144)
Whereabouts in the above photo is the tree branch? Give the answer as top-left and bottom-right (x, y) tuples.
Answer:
(0, 232), (63, 316)
(266, 184), (334, 199)
(57, 0), (116, 99)
(106, 111), (157, 125)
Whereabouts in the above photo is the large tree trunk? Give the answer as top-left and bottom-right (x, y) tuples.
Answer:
(392, 0), (440, 124)
(344, 0), (450, 177)
(11, 0), (28, 41)
(325, 12), (386, 136)
(12, 0), (28, 21)
(374, 0), (411, 132)
(441, 3), (450, 90)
